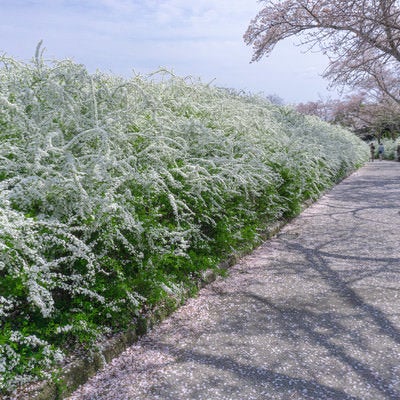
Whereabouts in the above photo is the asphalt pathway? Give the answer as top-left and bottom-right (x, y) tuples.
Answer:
(69, 161), (400, 400)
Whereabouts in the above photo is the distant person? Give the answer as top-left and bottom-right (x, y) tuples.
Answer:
(397, 143), (400, 161)
(369, 142), (376, 162)
(378, 143), (384, 161)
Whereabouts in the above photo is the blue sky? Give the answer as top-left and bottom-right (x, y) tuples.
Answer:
(0, 0), (337, 103)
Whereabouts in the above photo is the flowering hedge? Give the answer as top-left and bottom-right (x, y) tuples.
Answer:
(0, 48), (368, 393)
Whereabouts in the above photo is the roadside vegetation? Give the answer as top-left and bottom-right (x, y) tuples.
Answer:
(0, 49), (368, 394)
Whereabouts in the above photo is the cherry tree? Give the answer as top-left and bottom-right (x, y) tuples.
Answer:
(296, 94), (400, 140)
(296, 98), (337, 122)
(244, 0), (400, 102)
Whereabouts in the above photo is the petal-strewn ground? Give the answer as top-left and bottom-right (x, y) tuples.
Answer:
(68, 161), (400, 400)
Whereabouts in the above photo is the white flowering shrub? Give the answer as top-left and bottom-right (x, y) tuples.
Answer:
(0, 46), (368, 393)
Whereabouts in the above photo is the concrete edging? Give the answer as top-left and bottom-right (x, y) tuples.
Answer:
(9, 219), (286, 400)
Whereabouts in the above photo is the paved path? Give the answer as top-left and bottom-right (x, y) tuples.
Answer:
(69, 161), (400, 400)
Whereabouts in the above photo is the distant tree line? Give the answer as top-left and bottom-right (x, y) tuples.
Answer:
(295, 94), (400, 141)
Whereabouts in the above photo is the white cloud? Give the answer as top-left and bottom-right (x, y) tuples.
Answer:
(0, 0), (335, 103)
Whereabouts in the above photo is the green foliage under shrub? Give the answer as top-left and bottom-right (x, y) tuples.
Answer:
(0, 47), (368, 393)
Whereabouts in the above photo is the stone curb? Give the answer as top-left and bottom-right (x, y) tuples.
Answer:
(46, 172), (350, 399)
(5, 218), (286, 400)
